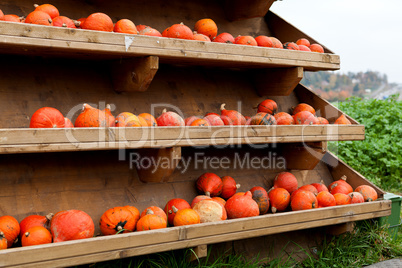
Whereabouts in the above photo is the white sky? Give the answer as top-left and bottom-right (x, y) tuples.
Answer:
(270, 0), (402, 84)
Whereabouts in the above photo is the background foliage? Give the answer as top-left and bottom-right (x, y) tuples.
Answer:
(329, 95), (402, 193)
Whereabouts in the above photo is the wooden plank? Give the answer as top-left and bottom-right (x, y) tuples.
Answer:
(225, 0), (276, 21)
(323, 152), (386, 197)
(266, 11), (334, 54)
(0, 135), (364, 154)
(0, 22), (340, 71)
(111, 56), (159, 92)
(281, 142), (325, 170)
(254, 67), (303, 96)
(1, 204), (390, 267)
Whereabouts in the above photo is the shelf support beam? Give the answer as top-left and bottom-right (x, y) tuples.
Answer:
(281, 142), (326, 170)
(136, 147), (181, 183)
(254, 67), (303, 96)
(111, 56), (159, 93)
(225, 0), (276, 21)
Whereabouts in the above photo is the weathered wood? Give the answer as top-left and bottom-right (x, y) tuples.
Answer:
(281, 142), (325, 170)
(266, 11), (334, 54)
(136, 147), (181, 183)
(111, 56), (159, 92)
(225, 0), (276, 21)
(189, 245), (208, 262)
(326, 222), (356, 236)
(254, 67), (303, 96)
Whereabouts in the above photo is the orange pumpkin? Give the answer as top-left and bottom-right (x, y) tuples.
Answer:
(298, 184), (318, 196)
(329, 176), (353, 195)
(250, 186), (270, 215)
(136, 214), (167, 231)
(193, 199), (225, 222)
(311, 182), (329, 193)
(220, 176), (240, 199)
(64, 117), (74, 128)
(164, 198), (191, 226)
(138, 113), (158, 126)
(139, 26), (162, 37)
(274, 112), (294, 125)
(269, 37), (283, 48)
(268, 188), (290, 213)
(19, 214), (53, 240)
(333, 193), (352, 206)
(33, 3), (59, 19)
(52, 16), (76, 28)
(4, 14), (22, 22)
(283, 42), (300, 50)
(21, 226), (52, 246)
(334, 114), (352, 125)
(0, 232), (7, 250)
(173, 208), (201, 226)
(310, 43), (324, 53)
(213, 32), (235, 44)
(349, 192), (365, 204)
(115, 112), (140, 127)
(255, 35), (274, 47)
(296, 38), (310, 47)
(291, 190), (317, 211)
(190, 118), (210, 126)
(163, 22), (194, 40)
(250, 112), (276, 125)
(355, 185), (378, 202)
(30, 107), (65, 128)
(25, 11), (52, 25)
(235, 36), (257, 46)
(317, 117), (329, 125)
(196, 172), (223, 197)
(157, 109), (185, 126)
(204, 114), (224, 126)
(193, 32), (211, 42)
(50, 210), (94, 242)
(225, 191), (259, 219)
(124, 205), (140, 223)
(0, 9), (4, 20)
(140, 206), (167, 223)
(194, 18), (218, 40)
(114, 19), (138, 34)
(74, 104), (115, 127)
(220, 103), (246, 125)
(0, 216), (20, 248)
(81, 13), (113, 32)
(211, 196), (226, 207)
(273, 172), (298, 194)
(293, 111), (319, 125)
(316, 191), (336, 208)
(292, 103), (316, 115)
(100, 206), (139, 235)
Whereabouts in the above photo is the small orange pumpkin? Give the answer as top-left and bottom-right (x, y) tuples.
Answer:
(81, 12), (113, 32)
(355, 185), (378, 202)
(317, 117), (329, 125)
(274, 112), (294, 125)
(74, 104), (113, 127)
(268, 188), (290, 213)
(298, 184), (318, 196)
(114, 19), (138, 34)
(333, 193), (352, 206)
(157, 109), (185, 126)
(19, 214), (53, 240)
(292, 103), (316, 115)
(25, 10), (52, 25)
(190, 195), (212, 208)
(173, 208), (200, 226)
(220, 176), (240, 200)
(163, 22), (194, 40)
(220, 103), (246, 125)
(140, 206), (167, 223)
(139, 26), (162, 37)
(349, 192), (365, 204)
(293, 111), (319, 125)
(273, 172), (298, 194)
(30, 107), (65, 128)
(50, 210), (94, 243)
(52, 16), (76, 28)
(100, 206), (139, 235)
(138, 113), (158, 126)
(329, 176), (353, 195)
(225, 191), (259, 219)
(334, 114), (352, 125)
(196, 172), (223, 197)
(316, 191), (336, 208)
(164, 198), (191, 226)
(3, 14), (21, 22)
(291, 190), (317, 211)
(296, 38), (310, 47)
(136, 214), (167, 231)
(115, 112), (140, 127)
(190, 118), (210, 126)
(250, 112), (276, 125)
(213, 32), (235, 44)
(311, 182), (329, 193)
(269, 37), (283, 48)
(33, 3), (59, 19)
(194, 18), (218, 40)
(235, 36), (257, 46)
(193, 32), (211, 42)
(21, 226), (52, 246)
(0, 215), (20, 248)
(255, 35), (274, 47)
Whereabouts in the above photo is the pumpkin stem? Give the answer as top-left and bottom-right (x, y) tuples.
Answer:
(146, 209), (154, 215)
(172, 205), (179, 213)
(73, 20), (81, 28)
(341, 175), (347, 181)
(33, 4), (39, 8)
(220, 103), (226, 111)
(46, 213), (54, 222)
(24, 232), (30, 237)
(205, 191), (211, 197)
(62, 23), (67, 27)
(271, 207), (277, 214)
(235, 184), (241, 189)
(162, 108), (167, 114)
(0, 231), (4, 237)
(117, 226), (123, 231)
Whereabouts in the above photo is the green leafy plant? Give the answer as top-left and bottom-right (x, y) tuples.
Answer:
(329, 95), (402, 193)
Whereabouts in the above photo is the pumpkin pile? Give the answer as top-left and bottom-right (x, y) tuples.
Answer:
(0, 5), (325, 53)
(0, 172), (378, 250)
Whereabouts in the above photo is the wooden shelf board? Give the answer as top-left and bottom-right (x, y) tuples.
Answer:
(0, 125), (364, 153)
(0, 22), (340, 71)
(0, 200), (391, 268)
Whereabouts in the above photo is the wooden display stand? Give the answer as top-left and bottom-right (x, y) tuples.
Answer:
(0, 0), (390, 267)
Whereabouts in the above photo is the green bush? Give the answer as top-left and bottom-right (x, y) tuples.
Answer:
(329, 95), (402, 193)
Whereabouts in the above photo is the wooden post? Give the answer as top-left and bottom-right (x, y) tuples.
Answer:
(253, 67), (303, 96)
(326, 222), (356, 236)
(111, 56), (159, 92)
(189, 245), (208, 262)
(136, 147), (181, 183)
(281, 142), (326, 170)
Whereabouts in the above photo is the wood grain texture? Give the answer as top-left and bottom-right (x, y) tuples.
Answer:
(254, 67), (304, 96)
